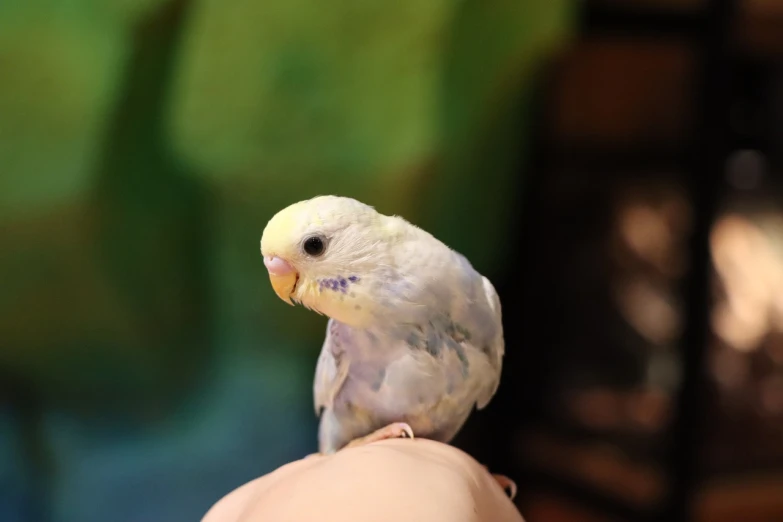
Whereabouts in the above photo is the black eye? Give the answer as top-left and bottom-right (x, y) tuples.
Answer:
(303, 236), (326, 257)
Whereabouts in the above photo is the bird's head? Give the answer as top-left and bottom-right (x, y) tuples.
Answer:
(260, 195), (400, 326)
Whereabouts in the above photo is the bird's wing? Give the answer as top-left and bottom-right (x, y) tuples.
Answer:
(313, 318), (350, 416)
(406, 247), (505, 412)
(475, 275), (505, 409)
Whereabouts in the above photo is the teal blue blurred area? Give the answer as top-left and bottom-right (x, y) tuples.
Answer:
(0, 0), (573, 520)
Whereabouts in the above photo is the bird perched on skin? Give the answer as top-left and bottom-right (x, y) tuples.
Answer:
(260, 195), (512, 494)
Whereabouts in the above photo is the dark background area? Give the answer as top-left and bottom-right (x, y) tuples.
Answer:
(457, 1), (783, 521)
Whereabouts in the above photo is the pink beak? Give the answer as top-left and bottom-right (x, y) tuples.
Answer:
(263, 256), (297, 305)
(264, 256), (295, 276)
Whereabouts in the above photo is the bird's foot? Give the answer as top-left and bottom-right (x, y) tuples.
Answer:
(482, 465), (517, 500)
(344, 422), (415, 449)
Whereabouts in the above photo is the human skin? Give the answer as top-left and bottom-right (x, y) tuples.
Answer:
(202, 438), (524, 522)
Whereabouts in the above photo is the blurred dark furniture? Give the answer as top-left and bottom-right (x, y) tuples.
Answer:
(464, 1), (783, 521)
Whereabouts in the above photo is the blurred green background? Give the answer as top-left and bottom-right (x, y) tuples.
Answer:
(0, 1), (572, 520)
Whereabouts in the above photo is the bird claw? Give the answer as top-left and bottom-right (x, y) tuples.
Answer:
(344, 422), (415, 449)
(398, 423), (415, 440)
(493, 474), (517, 500)
(482, 465), (517, 500)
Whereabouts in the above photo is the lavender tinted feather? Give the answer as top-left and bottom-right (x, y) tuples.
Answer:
(313, 255), (503, 454)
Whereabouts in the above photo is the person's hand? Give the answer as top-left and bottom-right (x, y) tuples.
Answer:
(202, 438), (524, 522)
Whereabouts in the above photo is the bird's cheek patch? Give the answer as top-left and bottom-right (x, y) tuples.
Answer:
(318, 275), (360, 294)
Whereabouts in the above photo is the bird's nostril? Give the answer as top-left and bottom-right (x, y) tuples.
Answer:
(264, 256), (295, 276)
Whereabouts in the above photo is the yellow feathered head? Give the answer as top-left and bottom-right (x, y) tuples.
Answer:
(260, 195), (400, 326)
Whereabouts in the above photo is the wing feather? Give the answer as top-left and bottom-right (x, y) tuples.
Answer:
(475, 275), (504, 409)
(313, 319), (350, 416)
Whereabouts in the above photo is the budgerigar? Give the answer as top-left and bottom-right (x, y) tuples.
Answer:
(260, 195), (513, 494)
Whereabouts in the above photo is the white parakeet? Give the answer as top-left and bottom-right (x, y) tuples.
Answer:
(260, 195), (512, 494)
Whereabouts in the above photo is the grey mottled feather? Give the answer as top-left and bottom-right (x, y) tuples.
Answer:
(313, 249), (504, 454)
